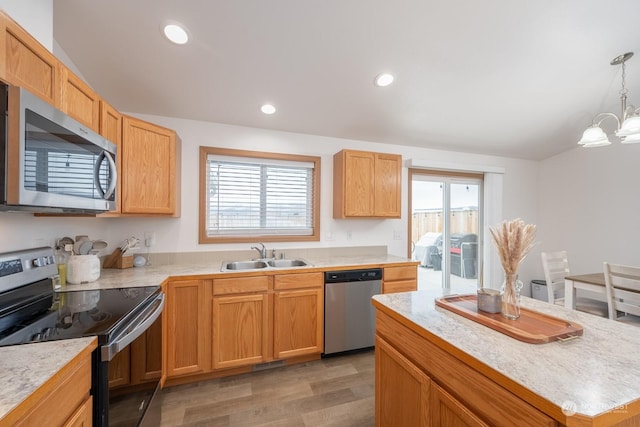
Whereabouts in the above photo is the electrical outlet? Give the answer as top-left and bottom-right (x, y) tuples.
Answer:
(144, 231), (156, 247)
(393, 230), (402, 240)
(325, 231), (334, 241)
(346, 231), (352, 241)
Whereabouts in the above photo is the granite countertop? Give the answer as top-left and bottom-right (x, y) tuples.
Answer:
(64, 254), (417, 291)
(372, 288), (640, 419)
(0, 337), (96, 421)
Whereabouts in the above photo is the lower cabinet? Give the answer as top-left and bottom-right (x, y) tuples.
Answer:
(165, 279), (212, 377)
(375, 336), (429, 427)
(165, 272), (324, 380)
(273, 272), (324, 359)
(109, 305), (163, 389)
(376, 335), (488, 427)
(375, 311), (557, 427)
(431, 383), (489, 427)
(212, 282), (270, 369)
(383, 265), (418, 293)
(11, 341), (94, 426)
(63, 396), (93, 427)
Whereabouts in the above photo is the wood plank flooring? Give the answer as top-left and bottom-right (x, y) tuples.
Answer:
(159, 350), (375, 426)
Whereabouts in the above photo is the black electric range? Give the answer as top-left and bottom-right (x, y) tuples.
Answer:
(0, 246), (164, 426)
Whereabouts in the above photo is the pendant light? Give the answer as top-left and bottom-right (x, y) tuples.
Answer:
(579, 52), (640, 147)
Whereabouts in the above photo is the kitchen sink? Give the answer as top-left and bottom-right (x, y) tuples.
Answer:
(221, 259), (310, 271)
(267, 259), (309, 268)
(223, 260), (269, 271)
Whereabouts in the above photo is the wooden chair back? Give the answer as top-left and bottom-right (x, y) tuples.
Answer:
(541, 251), (570, 304)
(603, 262), (640, 321)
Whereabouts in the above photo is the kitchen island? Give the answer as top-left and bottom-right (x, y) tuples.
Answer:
(373, 289), (640, 427)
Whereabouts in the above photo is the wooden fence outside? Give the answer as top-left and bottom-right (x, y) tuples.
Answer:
(412, 208), (479, 243)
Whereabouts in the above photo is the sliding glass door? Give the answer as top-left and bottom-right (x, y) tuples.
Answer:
(410, 170), (482, 289)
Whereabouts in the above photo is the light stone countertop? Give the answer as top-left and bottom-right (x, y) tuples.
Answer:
(0, 337), (96, 422)
(372, 288), (640, 419)
(63, 254), (417, 291)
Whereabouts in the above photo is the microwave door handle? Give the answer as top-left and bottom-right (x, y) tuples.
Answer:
(103, 151), (117, 199)
(93, 151), (118, 200)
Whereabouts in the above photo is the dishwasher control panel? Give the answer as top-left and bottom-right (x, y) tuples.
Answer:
(324, 268), (383, 283)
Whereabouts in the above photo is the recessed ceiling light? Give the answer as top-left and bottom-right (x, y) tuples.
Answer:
(374, 73), (395, 87)
(162, 23), (189, 45)
(261, 104), (276, 115)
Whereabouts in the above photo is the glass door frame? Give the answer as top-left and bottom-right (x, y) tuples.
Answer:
(408, 168), (484, 289)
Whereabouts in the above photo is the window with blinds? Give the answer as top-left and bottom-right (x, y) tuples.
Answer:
(200, 147), (321, 242)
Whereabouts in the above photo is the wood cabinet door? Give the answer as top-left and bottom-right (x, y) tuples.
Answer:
(334, 149), (402, 218)
(108, 345), (131, 388)
(121, 116), (178, 215)
(165, 280), (211, 377)
(375, 336), (429, 427)
(431, 383), (489, 427)
(273, 287), (324, 358)
(212, 293), (269, 369)
(343, 150), (375, 216)
(131, 315), (163, 383)
(60, 67), (101, 132)
(0, 11), (59, 106)
(63, 396), (93, 427)
(373, 153), (402, 217)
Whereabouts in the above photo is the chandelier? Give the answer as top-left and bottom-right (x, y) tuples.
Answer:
(579, 52), (640, 147)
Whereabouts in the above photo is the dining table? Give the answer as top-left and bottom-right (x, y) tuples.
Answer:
(564, 272), (607, 309)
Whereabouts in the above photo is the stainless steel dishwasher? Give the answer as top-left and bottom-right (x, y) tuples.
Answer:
(324, 268), (382, 356)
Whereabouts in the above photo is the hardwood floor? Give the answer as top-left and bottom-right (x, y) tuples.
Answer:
(159, 350), (375, 426)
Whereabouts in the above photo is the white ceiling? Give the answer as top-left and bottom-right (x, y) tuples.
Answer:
(52, 0), (640, 160)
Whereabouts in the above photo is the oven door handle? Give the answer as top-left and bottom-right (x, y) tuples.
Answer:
(101, 293), (164, 362)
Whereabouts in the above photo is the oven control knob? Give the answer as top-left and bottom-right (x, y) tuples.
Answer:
(41, 327), (53, 339)
(31, 332), (42, 341)
(32, 256), (54, 267)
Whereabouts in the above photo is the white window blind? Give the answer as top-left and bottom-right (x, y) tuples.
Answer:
(206, 154), (315, 236)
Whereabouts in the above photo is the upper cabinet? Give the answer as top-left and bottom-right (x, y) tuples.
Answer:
(60, 67), (101, 133)
(0, 11), (60, 106)
(121, 116), (181, 216)
(333, 149), (402, 218)
(0, 10), (182, 218)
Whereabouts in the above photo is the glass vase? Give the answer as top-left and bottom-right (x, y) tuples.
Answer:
(501, 272), (523, 320)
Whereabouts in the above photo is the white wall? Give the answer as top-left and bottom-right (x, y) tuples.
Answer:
(0, 0), (53, 51)
(537, 142), (640, 277)
(0, 114), (540, 286)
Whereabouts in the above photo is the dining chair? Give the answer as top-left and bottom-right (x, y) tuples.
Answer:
(541, 251), (608, 317)
(603, 262), (640, 324)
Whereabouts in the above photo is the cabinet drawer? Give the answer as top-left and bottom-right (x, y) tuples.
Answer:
(274, 272), (323, 290)
(384, 265), (417, 281)
(213, 276), (270, 295)
(383, 279), (416, 294)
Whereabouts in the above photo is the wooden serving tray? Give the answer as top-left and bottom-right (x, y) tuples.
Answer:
(435, 294), (583, 344)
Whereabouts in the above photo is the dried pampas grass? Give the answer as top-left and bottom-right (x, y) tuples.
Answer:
(489, 218), (537, 274)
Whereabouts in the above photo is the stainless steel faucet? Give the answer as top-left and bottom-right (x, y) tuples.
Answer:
(251, 242), (267, 259)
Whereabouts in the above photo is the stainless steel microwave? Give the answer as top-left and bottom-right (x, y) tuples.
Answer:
(0, 83), (117, 213)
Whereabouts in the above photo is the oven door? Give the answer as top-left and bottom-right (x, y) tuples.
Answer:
(94, 293), (164, 427)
